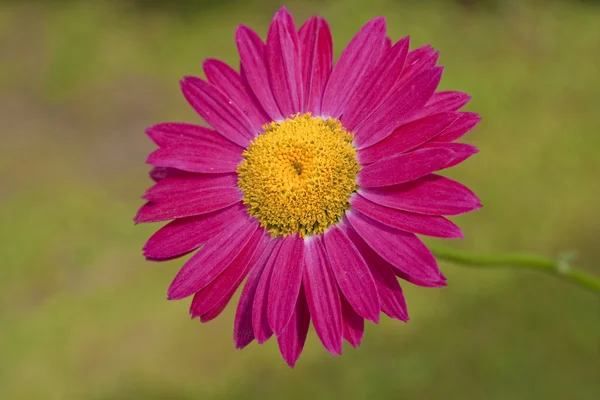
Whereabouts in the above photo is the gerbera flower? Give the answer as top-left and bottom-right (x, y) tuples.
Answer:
(136, 7), (481, 367)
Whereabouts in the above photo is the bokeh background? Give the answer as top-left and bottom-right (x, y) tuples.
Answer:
(2, 0), (600, 398)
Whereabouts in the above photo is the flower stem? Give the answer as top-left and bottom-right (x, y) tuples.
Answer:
(429, 245), (600, 295)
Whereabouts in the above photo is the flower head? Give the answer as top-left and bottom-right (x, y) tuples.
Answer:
(136, 7), (481, 367)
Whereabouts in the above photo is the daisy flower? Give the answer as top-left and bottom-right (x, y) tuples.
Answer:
(136, 7), (481, 367)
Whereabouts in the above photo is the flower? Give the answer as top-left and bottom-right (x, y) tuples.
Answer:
(136, 7), (481, 367)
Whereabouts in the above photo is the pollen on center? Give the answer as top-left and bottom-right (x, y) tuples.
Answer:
(236, 113), (360, 237)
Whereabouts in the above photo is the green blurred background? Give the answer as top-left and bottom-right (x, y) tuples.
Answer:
(1, 0), (599, 398)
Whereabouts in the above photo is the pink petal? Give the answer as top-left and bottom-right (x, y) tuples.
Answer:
(253, 241), (283, 343)
(320, 17), (387, 119)
(190, 229), (270, 318)
(266, 7), (303, 117)
(147, 146), (241, 174)
(353, 67), (443, 149)
(346, 210), (442, 282)
(203, 59), (270, 132)
(357, 112), (460, 164)
(431, 112), (481, 143)
(234, 240), (279, 349)
(142, 173), (238, 202)
(199, 299), (230, 323)
(343, 225), (409, 321)
(359, 174), (482, 215)
(419, 142), (479, 168)
(268, 234), (305, 335)
(341, 294), (364, 348)
(342, 37), (410, 131)
(134, 187), (242, 223)
(394, 45), (439, 89)
(298, 17), (332, 115)
(167, 215), (258, 300)
(323, 225), (380, 323)
(180, 76), (255, 147)
(350, 194), (463, 239)
(409, 91), (471, 121)
(303, 236), (342, 355)
(357, 147), (455, 187)
(394, 268), (447, 288)
(236, 26), (283, 121)
(149, 167), (186, 182)
(142, 203), (248, 260)
(146, 123), (243, 150)
(277, 287), (310, 368)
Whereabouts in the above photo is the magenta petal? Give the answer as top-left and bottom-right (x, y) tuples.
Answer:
(134, 187), (242, 223)
(234, 240), (279, 349)
(343, 225), (409, 321)
(357, 112), (460, 164)
(190, 229), (270, 318)
(394, 45), (439, 89)
(266, 7), (303, 117)
(350, 194), (463, 239)
(408, 91), (471, 122)
(323, 225), (380, 323)
(320, 17), (387, 119)
(342, 37), (410, 131)
(167, 215), (258, 300)
(203, 59), (270, 132)
(420, 142), (479, 168)
(341, 294), (364, 348)
(298, 17), (332, 115)
(346, 211), (442, 282)
(147, 146), (241, 174)
(142, 174), (238, 202)
(394, 268), (447, 288)
(268, 234), (305, 335)
(357, 147), (455, 188)
(146, 123), (243, 150)
(354, 67), (443, 149)
(303, 236), (342, 355)
(149, 167), (186, 182)
(277, 287), (310, 368)
(180, 76), (255, 147)
(431, 112), (482, 143)
(236, 26), (283, 121)
(143, 203), (247, 260)
(253, 241), (283, 343)
(359, 174), (482, 215)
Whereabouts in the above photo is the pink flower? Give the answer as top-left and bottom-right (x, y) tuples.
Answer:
(136, 7), (481, 367)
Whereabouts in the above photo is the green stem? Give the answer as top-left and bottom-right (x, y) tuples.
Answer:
(429, 245), (600, 295)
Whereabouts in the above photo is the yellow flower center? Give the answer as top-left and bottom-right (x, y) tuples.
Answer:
(237, 113), (360, 237)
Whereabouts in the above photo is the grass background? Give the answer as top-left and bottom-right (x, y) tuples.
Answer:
(1, 0), (599, 398)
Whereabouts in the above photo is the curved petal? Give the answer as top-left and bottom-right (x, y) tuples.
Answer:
(323, 225), (380, 323)
(394, 268), (447, 288)
(234, 240), (279, 349)
(146, 123), (243, 150)
(147, 146), (241, 174)
(299, 17), (332, 115)
(353, 67), (443, 149)
(134, 187), (242, 223)
(167, 215), (258, 300)
(357, 112), (460, 164)
(350, 194), (463, 238)
(253, 241), (283, 343)
(142, 173), (238, 202)
(190, 229), (271, 318)
(142, 202), (248, 260)
(418, 142), (479, 168)
(341, 294), (364, 348)
(394, 45), (439, 89)
(408, 90), (471, 122)
(357, 147), (455, 187)
(277, 287), (310, 368)
(181, 76), (255, 147)
(342, 36), (410, 131)
(431, 112), (481, 143)
(266, 7), (303, 117)
(343, 224), (409, 321)
(303, 236), (342, 355)
(268, 234), (305, 335)
(203, 59), (270, 131)
(149, 167), (186, 182)
(236, 25), (283, 121)
(320, 17), (387, 119)
(346, 210), (442, 282)
(359, 174), (482, 215)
